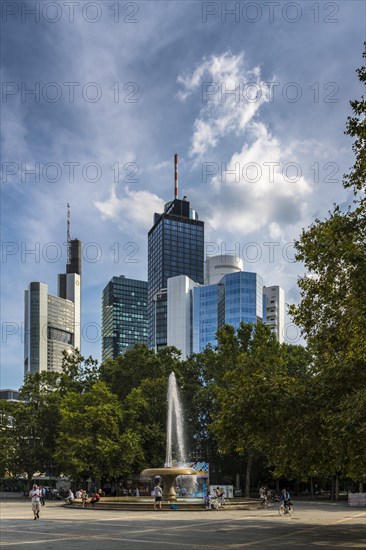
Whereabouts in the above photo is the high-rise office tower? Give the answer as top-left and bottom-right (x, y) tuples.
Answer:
(167, 275), (198, 359)
(101, 275), (148, 362)
(24, 205), (81, 375)
(148, 155), (204, 350)
(167, 255), (285, 357)
(193, 266), (264, 354)
(263, 285), (285, 344)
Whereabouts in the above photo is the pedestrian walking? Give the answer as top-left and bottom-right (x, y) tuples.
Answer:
(39, 485), (46, 506)
(154, 481), (163, 510)
(29, 484), (41, 520)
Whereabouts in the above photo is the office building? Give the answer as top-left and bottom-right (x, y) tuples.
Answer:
(101, 275), (148, 361)
(167, 275), (198, 359)
(167, 255), (285, 357)
(204, 254), (243, 285)
(148, 155), (204, 350)
(263, 285), (285, 344)
(0, 389), (20, 402)
(193, 268), (264, 353)
(24, 207), (81, 375)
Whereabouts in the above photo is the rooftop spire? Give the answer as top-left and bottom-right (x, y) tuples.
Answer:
(67, 203), (71, 265)
(174, 153), (178, 199)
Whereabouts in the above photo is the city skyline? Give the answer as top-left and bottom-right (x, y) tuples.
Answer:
(1, 1), (364, 388)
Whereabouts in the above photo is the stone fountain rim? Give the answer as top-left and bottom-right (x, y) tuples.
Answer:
(141, 467), (197, 476)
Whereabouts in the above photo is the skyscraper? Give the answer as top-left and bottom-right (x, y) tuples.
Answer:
(148, 155), (204, 350)
(167, 255), (285, 358)
(167, 275), (198, 359)
(193, 269), (264, 353)
(101, 275), (148, 362)
(24, 205), (81, 375)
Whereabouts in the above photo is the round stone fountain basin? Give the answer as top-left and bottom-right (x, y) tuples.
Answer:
(141, 467), (196, 501)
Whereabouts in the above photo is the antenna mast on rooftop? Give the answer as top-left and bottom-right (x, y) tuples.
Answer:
(67, 203), (71, 265)
(174, 154), (179, 199)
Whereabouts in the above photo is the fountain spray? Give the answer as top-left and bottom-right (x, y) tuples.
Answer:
(165, 372), (186, 467)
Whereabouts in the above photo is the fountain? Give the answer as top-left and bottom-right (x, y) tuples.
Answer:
(141, 372), (196, 501)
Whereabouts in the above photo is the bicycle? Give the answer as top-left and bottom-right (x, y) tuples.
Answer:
(212, 496), (230, 509)
(278, 501), (294, 516)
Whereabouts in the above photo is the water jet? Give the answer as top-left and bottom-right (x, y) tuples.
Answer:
(141, 372), (196, 501)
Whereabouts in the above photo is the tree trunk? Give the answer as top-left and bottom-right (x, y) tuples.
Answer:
(95, 478), (101, 492)
(27, 472), (33, 491)
(275, 478), (280, 494)
(295, 478), (300, 496)
(331, 476), (335, 501)
(310, 476), (314, 498)
(235, 473), (240, 491)
(335, 476), (339, 500)
(245, 455), (252, 498)
(359, 481), (364, 493)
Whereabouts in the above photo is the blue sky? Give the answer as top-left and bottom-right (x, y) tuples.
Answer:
(1, 0), (365, 389)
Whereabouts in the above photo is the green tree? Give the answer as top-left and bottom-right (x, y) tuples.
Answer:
(290, 46), (366, 486)
(55, 380), (141, 485)
(211, 323), (288, 496)
(1, 371), (61, 488)
(59, 349), (99, 395)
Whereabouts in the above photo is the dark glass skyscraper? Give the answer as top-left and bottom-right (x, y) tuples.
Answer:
(102, 275), (148, 361)
(148, 195), (204, 350)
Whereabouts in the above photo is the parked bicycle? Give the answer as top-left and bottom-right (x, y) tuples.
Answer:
(211, 495), (231, 509)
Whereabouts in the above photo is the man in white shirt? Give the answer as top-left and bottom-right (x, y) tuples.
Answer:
(154, 481), (163, 510)
(29, 484), (41, 520)
(66, 489), (75, 505)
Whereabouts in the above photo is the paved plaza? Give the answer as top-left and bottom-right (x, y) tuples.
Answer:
(0, 500), (365, 549)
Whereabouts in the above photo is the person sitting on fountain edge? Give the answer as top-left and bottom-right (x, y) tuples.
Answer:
(204, 490), (212, 509)
(154, 481), (163, 510)
(215, 487), (224, 498)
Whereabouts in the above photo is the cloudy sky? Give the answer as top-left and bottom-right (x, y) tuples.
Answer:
(1, 0), (365, 388)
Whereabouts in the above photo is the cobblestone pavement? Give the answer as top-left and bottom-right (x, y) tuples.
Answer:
(0, 500), (365, 549)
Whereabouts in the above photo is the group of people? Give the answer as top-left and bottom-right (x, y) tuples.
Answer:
(63, 488), (103, 508)
(259, 486), (292, 509)
(204, 486), (225, 509)
(29, 485), (103, 518)
(259, 486), (272, 507)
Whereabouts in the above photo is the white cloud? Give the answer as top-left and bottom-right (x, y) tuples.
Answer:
(206, 122), (312, 235)
(178, 52), (273, 159)
(94, 186), (164, 232)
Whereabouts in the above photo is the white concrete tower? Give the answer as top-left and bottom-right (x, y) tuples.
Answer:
(263, 285), (285, 344)
(205, 255), (243, 285)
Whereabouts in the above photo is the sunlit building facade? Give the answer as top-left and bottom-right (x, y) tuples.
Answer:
(263, 285), (285, 344)
(24, 238), (81, 375)
(193, 270), (264, 353)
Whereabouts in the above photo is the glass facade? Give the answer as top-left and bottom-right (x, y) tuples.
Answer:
(193, 271), (263, 353)
(193, 284), (219, 353)
(102, 275), (148, 361)
(148, 198), (204, 350)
